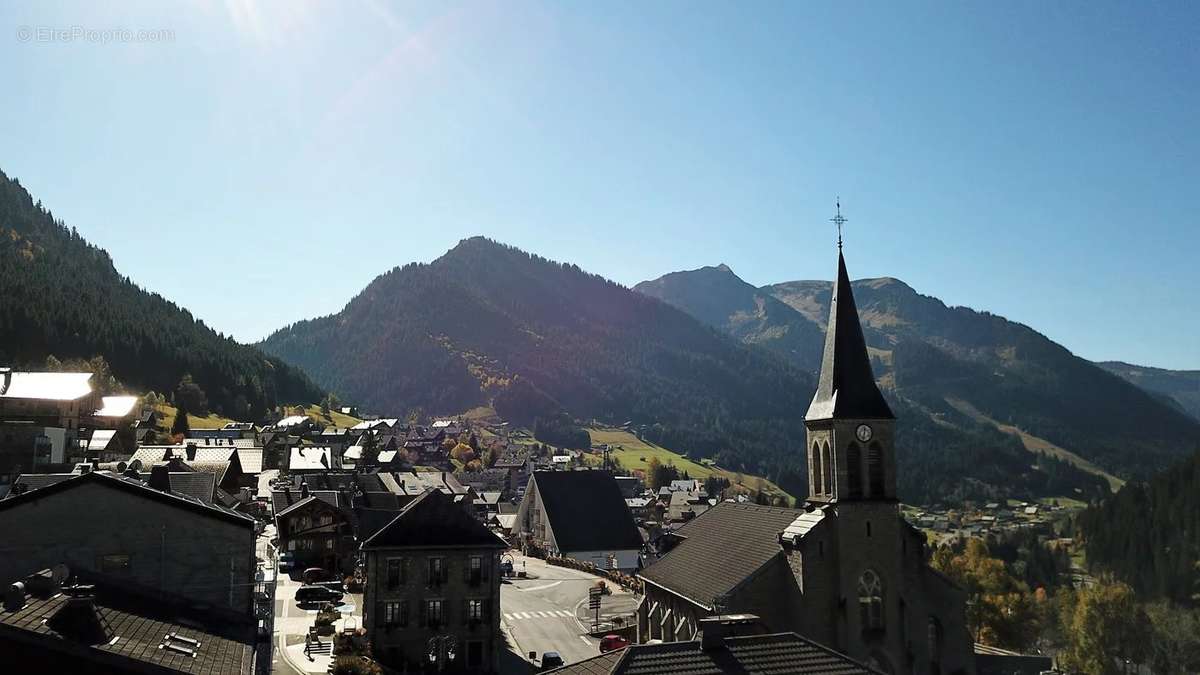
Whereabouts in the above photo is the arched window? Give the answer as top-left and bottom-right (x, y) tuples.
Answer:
(821, 443), (833, 498)
(845, 443), (863, 499)
(867, 442), (885, 497)
(928, 617), (943, 675)
(812, 442), (824, 495)
(858, 569), (884, 632)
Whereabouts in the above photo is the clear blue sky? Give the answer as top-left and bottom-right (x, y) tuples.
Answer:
(2, 1), (1197, 368)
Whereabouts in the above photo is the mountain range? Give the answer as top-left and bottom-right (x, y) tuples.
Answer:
(636, 263), (1200, 493)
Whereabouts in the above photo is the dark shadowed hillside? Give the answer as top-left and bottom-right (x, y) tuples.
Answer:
(260, 237), (817, 490)
(0, 170), (323, 419)
(1097, 361), (1200, 421)
(638, 264), (1200, 490)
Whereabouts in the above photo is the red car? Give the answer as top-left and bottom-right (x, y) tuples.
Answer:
(599, 635), (629, 653)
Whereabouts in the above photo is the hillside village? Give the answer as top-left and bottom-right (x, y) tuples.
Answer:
(4, 245), (1143, 675)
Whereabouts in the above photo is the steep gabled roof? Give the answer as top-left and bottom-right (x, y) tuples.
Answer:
(0, 471), (253, 526)
(362, 489), (505, 549)
(639, 501), (798, 609)
(806, 251), (894, 421)
(531, 471), (642, 553)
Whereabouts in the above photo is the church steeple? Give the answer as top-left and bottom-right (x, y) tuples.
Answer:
(805, 250), (894, 421)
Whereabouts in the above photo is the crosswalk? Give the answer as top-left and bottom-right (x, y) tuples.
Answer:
(504, 610), (577, 621)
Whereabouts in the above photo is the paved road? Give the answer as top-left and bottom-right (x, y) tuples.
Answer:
(500, 554), (640, 670)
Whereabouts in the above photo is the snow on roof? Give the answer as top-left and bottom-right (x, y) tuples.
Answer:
(94, 395), (138, 417)
(343, 446), (363, 461)
(431, 420), (453, 428)
(0, 371), (93, 401)
(377, 450), (397, 463)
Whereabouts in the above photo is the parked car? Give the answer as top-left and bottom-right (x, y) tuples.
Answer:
(500, 560), (514, 576)
(295, 585), (344, 604)
(538, 651), (564, 671)
(599, 635), (629, 653)
(302, 567), (334, 584)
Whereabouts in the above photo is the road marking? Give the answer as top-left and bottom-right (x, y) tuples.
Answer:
(504, 613), (516, 620)
(515, 581), (564, 592)
(579, 635), (594, 647)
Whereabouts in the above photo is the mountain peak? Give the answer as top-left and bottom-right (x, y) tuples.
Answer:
(715, 263), (734, 273)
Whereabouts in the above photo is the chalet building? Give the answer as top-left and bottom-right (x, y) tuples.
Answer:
(636, 246), (974, 675)
(362, 489), (506, 673)
(0, 569), (256, 674)
(272, 484), (356, 573)
(0, 470), (257, 618)
(127, 444), (246, 496)
(552, 615), (873, 675)
(513, 470), (643, 571)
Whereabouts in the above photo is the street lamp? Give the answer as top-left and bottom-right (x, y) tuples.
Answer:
(427, 635), (457, 671)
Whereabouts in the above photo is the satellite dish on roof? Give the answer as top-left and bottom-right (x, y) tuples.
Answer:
(51, 564), (70, 585)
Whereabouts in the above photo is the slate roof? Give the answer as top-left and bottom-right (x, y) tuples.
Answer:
(167, 471), (216, 503)
(0, 470), (254, 526)
(9, 472), (78, 494)
(531, 470), (643, 553)
(362, 489), (506, 549)
(806, 251), (895, 421)
(271, 489), (341, 514)
(639, 502), (799, 609)
(0, 580), (255, 674)
(549, 631), (874, 675)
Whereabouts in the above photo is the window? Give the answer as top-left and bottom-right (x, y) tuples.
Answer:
(428, 557), (446, 585)
(867, 442), (885, 497)
(466, 641), (483, 668)
(928, 617), (943, 675)
(845, 443), (863, 498)
(387, 558), (405, 589)
(812, 443), (824, 495)
(424, 599), (443, 627)
(325, 539), (334, 550)
(467, 556), (482, 586)
(858, 569), (884, 633)
(466, 599), (484, 623)
(99, 554), (130, 574)
(383, 600), (408, 627)
(821, 443), (832, 497)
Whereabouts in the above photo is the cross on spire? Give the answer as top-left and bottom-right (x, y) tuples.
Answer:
(830, 198), (848, 250)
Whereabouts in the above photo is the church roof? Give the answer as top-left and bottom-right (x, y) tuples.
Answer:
(639, 502), (798, 609)
(806, 251), (894, 421)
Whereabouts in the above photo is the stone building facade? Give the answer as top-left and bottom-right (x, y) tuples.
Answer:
(0, 470), (257, 618)
(362, 489), (506, 673)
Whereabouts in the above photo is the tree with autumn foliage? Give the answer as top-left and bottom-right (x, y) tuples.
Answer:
(931, 539), (1041, 649)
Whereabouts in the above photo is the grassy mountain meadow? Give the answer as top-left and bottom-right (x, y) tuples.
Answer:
(635, 263), (1200, 499)
(0, 170), (324, 419)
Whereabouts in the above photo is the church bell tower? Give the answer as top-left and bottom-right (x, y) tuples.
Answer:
(804, 202), (896, 505)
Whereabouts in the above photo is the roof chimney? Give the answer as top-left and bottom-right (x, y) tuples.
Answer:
(699, 614), (760, 651)
(149, 465), (171, 493)
(185, 443), (197, 461)
(300, 481), (310, 498)
(48, 585), (110, 645)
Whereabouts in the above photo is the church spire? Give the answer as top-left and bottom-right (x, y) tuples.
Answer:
(806, 208), (894, 422)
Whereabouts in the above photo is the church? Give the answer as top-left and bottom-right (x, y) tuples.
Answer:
(636, 233), (975, 674)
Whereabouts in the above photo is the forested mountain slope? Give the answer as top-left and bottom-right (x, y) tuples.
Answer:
(261, 237), (816, 494)
(1096, 361), (1200, 421)
(0, 170), (322, 419)
(637, 264), (1200, 487)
